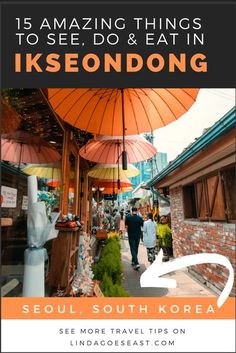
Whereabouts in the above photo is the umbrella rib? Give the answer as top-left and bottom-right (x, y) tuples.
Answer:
(97, 89), (115, 135)
(104, 142), (114, 164)
(178, 88), (199, 102)
(151, 88), (186, 120)
(140, 139), (156, 159)
(139, 88), (166, 127)
(61, 88), (91, 119)
(51, 88), (77, 111)
(110, 89), (119, 136)
(66, 88), (98, 123)
(92, 141), (108, 163)
(124, 141), (135, 163)
(165, 88), (192, 112)
(85, 141), (100, 161)
(135, 141), (148, 161)
(126, 89), (140, 134)
(81, 140), (94, 158)
(93, 140), (121, 164)
(132, 89), (155, 131)
(84, 88), (110, 132)
(47, 87), (63, 100)
(88, 143), (101, 162)
(133, 141), (150, 162)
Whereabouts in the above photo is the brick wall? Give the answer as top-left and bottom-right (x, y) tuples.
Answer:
(170, 186), (235, 296)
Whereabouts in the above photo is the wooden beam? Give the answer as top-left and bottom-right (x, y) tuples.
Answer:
(61, 128), (70, 215)
(81, 171), (89, 232)
(88, 177), (93, 232)
(170, 155), (235, 189)
(39, 88), (65, 131)
(209, 175), (219, 217)
(154, 131), (235, 188)
(73, 153), (80, 215)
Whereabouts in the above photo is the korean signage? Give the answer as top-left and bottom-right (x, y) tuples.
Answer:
(22, 195), (28, 210)
(1, 186), (17, 208)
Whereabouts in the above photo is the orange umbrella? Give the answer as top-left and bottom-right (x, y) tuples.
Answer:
(48, 88), (199, 135)
(79, 135), (157, 164)
(46, 179), (74, 188)
(48, 88), (199, 169)
(46, 179), (61, 188)
(102, 187), (133, 194)
(2, 130), (61, 164)
(92, 178), (132, 189)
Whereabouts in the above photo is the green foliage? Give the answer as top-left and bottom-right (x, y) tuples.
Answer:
(108, 283), (130, 297)
(100, 272), (113, 296)
(93, 238), (129, 297)
(157, 223), (172, 248)
(102, 237), (121, 257)
(37, 190), (59, 222)
(93, 253), (122, 284)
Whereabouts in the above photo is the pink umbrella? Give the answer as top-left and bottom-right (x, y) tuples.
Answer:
(2, 130), (61, 164)
(79, 135), (157, 164)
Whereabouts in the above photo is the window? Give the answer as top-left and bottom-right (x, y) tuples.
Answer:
(221, 167), (236, 221)
(183, 184), (197, 218)
(183, 166), (235, 223)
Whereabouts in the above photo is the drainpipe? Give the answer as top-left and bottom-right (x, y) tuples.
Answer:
(150, 186), (170, 205)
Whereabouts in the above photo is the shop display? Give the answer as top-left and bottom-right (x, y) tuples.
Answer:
(71, 233), (94, 296)
(55, 215), (83, 230)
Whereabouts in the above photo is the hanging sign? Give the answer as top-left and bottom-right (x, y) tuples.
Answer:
(21, 195), (28, 210)
(93, 281), (104, 297)
(1, 186), (17, 208)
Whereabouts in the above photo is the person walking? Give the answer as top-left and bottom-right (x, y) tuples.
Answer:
(92, 211), (98, 228)
(143, 213), (157, 264)
(125, 207), (144, 270)
(157, 215), (172, 261)
(119, 209), (126, 238)
(113, 209), (121, 232)
(103, 209), (112, 231)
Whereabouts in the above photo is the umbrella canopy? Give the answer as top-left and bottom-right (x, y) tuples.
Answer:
(48, 88), (199, 136)
(46, 179), (74, 188)
(88, 164), (140, 179)
(46, 179), (61, 188)
(2, 130), (61, 164)
(79, 135), (157, 164)
(22, 164), (63, 180)
(102, 187), (133, 194)
(92, 178), (132, 189)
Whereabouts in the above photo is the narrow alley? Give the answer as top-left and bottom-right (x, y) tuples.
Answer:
(121, 237), (215, 298)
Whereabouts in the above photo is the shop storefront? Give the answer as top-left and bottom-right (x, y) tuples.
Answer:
(1, 89), (98, 297)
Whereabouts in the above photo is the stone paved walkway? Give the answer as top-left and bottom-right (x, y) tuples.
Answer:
(121, 237), (216, 298)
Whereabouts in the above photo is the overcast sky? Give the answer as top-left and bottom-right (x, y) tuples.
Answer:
(153, 88), (235, 162)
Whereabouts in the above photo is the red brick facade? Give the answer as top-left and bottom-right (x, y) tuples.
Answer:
(170, 186), (236, 296)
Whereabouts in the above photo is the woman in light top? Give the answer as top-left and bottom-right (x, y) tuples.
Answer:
(143, 212), (157, 264)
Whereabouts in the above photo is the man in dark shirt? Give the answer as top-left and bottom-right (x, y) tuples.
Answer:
(125, 207), (144, 270)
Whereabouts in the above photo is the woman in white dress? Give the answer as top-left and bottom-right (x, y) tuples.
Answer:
(143, 212), (157, 263)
